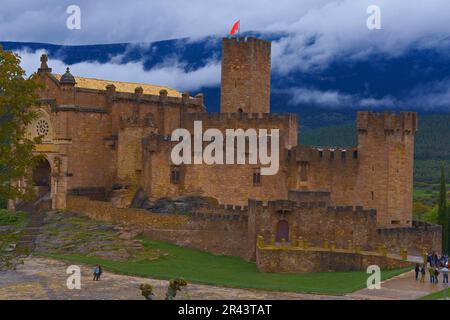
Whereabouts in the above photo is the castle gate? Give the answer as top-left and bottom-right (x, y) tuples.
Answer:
(276, 220), (289, 242)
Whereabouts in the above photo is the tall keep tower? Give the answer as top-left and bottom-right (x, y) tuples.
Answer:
(356, 112), (418, 228)
(220, 37), (271, 114)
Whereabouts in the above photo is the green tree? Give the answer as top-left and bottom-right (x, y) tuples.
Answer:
(437, 166), (448, 254)
(0, 46), (42, 206)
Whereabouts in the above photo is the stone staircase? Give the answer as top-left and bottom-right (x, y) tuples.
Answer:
(14, 194), (51, 255)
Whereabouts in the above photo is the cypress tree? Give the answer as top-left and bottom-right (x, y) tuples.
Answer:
(437, 166), (448, 254)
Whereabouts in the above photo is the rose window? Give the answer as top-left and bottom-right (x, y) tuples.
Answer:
(36, 119), (50, 137)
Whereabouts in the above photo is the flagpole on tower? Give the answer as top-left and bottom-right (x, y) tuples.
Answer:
(229, 20), (240, 38)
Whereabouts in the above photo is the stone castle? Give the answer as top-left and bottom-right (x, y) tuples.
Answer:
(24, 36), (441, 271)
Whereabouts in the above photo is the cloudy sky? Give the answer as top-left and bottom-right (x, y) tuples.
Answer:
(2, 0), (450, 110)
(1, 0), (449, 46)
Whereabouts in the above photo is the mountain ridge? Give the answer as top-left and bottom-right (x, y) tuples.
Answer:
(2, 35), (449, 130)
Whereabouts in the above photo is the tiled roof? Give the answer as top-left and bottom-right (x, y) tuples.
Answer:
(53, 74), (182, 98)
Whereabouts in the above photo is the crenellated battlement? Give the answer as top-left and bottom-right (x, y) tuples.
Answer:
(191, 211), (248, 222)
(192, 202), (249, 213)
(110, 89), (204, 107)
(357, 111), (418, 135)
(181, 112), (295, 123)
(222, 37), (271, 54)
(377, 223), (441, 235)
(290, 145), (359, 164)
(248, 196), (375, 216)
(191, 202), (249, 222)
(219, 204), (249, 211)
(326, 206), (377, 218)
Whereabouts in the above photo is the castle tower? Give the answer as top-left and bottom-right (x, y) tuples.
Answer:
(220, 37), (271, 114)
(356, 112), (418, 228)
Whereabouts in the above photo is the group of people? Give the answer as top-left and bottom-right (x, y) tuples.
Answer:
(415, 252), (449, 284)
(93, 264), (103, 281)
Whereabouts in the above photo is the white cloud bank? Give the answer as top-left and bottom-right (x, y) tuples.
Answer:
(271, 0), (450, 73)
(288, 80), (450, 111)
(17, 49), (221, 92)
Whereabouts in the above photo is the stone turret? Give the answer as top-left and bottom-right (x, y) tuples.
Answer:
(60, 67), (76, 86)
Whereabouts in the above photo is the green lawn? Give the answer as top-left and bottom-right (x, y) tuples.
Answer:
(418, 287), (450, 300)
(0, 209), (28, 252)
(41, 238), (410, 295)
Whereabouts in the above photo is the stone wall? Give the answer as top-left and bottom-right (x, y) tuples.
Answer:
(256, 246), (413, 273)
(376, 222), (442, 255)
(66, 196), (188, 229)
(144, 135), (292, 206)
(287, 145), (360, 207)
(67, 196), (251, 258)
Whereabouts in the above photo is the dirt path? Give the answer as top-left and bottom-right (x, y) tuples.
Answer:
(347, 270), (443, 300)
(0, 257), (348, 300)
(0, 257), (441, 300)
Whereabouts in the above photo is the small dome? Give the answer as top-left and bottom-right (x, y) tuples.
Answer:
(60, 67), (76, 85)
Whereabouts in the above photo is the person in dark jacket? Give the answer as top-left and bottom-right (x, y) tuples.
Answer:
(434, 253), (439, 268)
(420, 265), (426, 283)
(434, 268), (440, 284)
(427, 253), (432, 266)
(93, 265), (103, 281)
(414, 264), (420, 280)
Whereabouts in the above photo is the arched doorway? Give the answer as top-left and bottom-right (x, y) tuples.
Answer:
(32, 158), (51, 198)
(276, 220), (289, 242)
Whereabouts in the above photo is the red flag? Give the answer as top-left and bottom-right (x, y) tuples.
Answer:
(230, 20), (240, 36)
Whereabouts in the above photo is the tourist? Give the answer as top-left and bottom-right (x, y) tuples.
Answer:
(434, 268), (440, 284)
(429, 266), (435, 283)
(441, 255), (448, 268)
(442, 267), (449, 284)
(420, 265), (426, 283)
(434, 252), (439, 268)
(427, 253), (433, 267)
(93, 265), (99, 281)
(97, 265), (103, 281)
(414, 264), (420, 281)
(93, 265), (102, 281)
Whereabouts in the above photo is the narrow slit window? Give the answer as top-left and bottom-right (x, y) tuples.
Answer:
(170, 166), (181, 184)
(253, 168), (261, 186)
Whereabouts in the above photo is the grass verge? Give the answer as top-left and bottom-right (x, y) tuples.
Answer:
(418, 287), (450, 300)
(39, 237), (411, 295)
